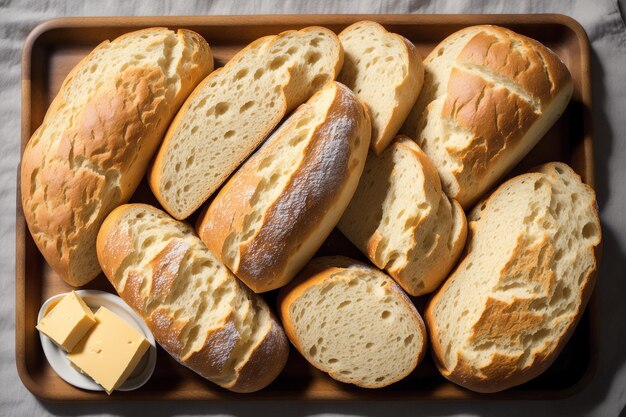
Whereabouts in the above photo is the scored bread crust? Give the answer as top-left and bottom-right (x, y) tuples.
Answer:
(424, 162), (601, 393)
(338, 136), (467, 296)
(400, 25), (573, 209)
(337, 20), (424, 154)
(278, 256), (427, 388)
(20, 28), (213, 286)
(96, 204), (288, 393)
(149, 26), (344, 220)
(197, 82), (371, 293)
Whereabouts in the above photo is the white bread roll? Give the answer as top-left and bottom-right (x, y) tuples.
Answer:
(197, 81), (371, 293)
(150, 27), (344, 220)
(337, 21), (424, 154)
(425, 162), (600, 393)
(21, 28), (213, 286)
(401, 25), (573, 209)
(338, 136), (467, 296)
(96, 204), (288, 393)
(278, 256), (427, 388)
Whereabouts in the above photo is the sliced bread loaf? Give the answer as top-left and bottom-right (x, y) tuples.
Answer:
(337, 21), (424, 154)
(400, 25), (573, 209)
(150, 27), (344, 219)
(96, 204), (289, 393)
(278, 256), (427, 388)
(338, 136), (467, 296)
(20, 28), (212, 286)
(425, 162), (600, 393)
(197, 81), (371, 293)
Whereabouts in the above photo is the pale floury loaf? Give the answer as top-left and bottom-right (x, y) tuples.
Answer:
(96, 204), (289, 393)
(425, 162), (601, 393)
(337, 21), (424, 154)
(20, 28), (213, 286)
(278, 256), (427, 388)
(401, 25), (573, 209)
(338, 136), (467, 296)
(150, 27), (344, 219)
(197, 82), (371, 293)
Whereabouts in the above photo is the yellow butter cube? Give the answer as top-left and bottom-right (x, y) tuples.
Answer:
(36, 291), (96, 352)
(67, 306), (150, 394)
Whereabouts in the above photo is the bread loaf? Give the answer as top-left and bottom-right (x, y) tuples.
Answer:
(150, 27), (344, 219)
(401, 25), (573, 209)
(20, 28), (213, 286)
(425, 162), (600, 393)
(197, 81), (371, 293)
(278, 256), (427, 388)
(337, 21), (424, 154)
(96, 204), (288, 393)
(338, 136), (467, 296)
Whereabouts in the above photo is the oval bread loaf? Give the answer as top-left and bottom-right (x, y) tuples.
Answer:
(96, 204), (288, 393)
(20, 28), (213, 286)
(401, 25), (573, 209)
(150, 26), (344, 220)
(337, 21), (424, 154)
(197, 81), (371, 293)
(425, 162), (600, 393)
(338, 136), (467, 296)
(278, 256), (427, 388)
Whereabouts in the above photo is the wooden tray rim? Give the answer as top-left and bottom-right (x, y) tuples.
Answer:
(16, 13), (596, 402)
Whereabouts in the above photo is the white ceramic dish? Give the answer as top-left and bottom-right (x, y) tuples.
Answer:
(37, 289), (157, 393)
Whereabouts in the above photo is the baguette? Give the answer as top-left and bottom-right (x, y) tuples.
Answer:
(278, 256), (427, 388)
(20, 28), (212, 286)
(337, 21), (424, 154)
(197, 81), (371, 293)
(425, 162), (601, 393)
(150, 27), (344, 219)
(96, 204), (289, 393)
(338, 136), (467, 296)
(401, 25), (573, 209)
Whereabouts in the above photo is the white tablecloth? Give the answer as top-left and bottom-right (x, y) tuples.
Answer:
(1, 1), (625, 416)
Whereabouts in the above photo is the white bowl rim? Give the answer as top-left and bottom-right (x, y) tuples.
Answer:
(37, 289), (157, 393)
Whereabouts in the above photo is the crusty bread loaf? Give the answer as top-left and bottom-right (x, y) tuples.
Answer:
(150, 27), (344, 220)
(400, 25), (573, 209)
(337, 21), (424, 154)
(96, 204), (288, 393)
(20, 28), (213, 286)
(278, 256), (427, 388)
(425, 162), (600, 393)
(338, 136), (467, 296)
(197, 81), (370, 293)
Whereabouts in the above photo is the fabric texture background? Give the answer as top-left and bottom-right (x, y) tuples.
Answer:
(1, 0), (625, 416)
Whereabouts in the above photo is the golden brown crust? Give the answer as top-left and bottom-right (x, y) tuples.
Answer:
(227, 320), (290, 393)
(96, 203), (289, 392)
(150, 27), (344, 220)
(425, 162), (600, 393)
(406, 25), (573, 209)
(21, 28), (213, 286)
(197, 82), (370, 293)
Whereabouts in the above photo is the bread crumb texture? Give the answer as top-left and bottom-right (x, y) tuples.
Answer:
(338, 136), (466, 296)
(401, 25), (572, 208)
(97, 204), (287, 392)
(281, 257), (426, 388)
(21, 28), (212, 285)
(427, 162), (600, 392)
(152, 27), (342, 219)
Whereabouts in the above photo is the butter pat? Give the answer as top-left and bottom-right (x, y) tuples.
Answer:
(67, 307), (150, 394)
(36, 291), (96, 352)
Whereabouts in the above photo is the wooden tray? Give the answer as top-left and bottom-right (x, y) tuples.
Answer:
(16, 14), (596, 402)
